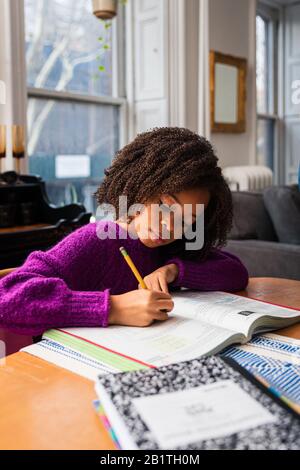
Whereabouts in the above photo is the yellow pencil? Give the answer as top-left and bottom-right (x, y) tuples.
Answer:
(119, 246), (148, 289)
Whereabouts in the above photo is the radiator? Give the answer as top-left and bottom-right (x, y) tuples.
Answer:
(223, 166), (273, 191)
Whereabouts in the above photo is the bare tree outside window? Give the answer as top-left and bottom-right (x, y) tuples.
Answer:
(24, 0), (123, 212)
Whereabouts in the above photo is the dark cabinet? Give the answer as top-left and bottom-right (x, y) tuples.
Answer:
(0, 172), (91, 269)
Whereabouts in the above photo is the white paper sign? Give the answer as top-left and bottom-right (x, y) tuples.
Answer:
(132, 380), (276, 449)
(55, 154), (91, 178)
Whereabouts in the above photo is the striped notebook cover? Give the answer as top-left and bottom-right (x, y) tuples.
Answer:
(222, 333), (300, 414)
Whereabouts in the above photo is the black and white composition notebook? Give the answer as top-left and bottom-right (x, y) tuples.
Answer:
(95, 356), (300, 450)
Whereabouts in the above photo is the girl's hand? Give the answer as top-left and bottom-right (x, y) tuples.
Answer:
(141, 264), (179, 293)
(109, 289), (174, 327)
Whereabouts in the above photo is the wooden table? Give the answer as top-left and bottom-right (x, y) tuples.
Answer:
(0, 223), (53, 235)
(0, 278), (299, 450)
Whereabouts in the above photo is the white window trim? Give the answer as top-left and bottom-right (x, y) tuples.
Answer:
(123, 0), (136, 142)
(167, 0), (186, 128)
(27, 87), (126, 107)
(124, 0), (201, 137)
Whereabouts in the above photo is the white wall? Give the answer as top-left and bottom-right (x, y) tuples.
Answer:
(209, 0), (257, 168)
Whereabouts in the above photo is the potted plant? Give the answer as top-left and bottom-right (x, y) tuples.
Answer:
(92, 0), (117, 20)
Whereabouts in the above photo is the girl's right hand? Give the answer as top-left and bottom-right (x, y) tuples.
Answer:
(109, 289), (174, 327)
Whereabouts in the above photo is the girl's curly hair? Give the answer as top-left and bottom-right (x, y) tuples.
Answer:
(96, 127), (232, 260)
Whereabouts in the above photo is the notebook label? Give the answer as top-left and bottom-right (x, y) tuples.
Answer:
(132, 379), (277, 449)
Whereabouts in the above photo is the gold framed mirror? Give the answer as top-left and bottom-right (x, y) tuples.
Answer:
(210, 51), (247, 133)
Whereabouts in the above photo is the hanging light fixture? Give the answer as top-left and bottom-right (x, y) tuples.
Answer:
(92, 0), (117, 20)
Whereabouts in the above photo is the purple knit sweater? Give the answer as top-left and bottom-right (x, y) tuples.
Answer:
(0, 221), (248, 336)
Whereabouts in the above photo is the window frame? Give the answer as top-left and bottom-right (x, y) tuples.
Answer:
(22, 0), (128, 172)
(256, 1), (281, 181)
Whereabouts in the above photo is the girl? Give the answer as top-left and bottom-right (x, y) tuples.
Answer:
(0, 127), (248, 336)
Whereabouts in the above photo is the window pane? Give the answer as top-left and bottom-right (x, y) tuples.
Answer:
(256, 15), (269, 114)
(257, 118), (274, 170)
(28, 98), (119, 212)
(25, 0), (113, 96)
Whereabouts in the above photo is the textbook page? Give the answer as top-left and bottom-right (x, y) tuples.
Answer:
(172, 291), (300, 337)
(60, 317), (239, 368)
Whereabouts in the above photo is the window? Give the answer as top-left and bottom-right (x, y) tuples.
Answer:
(256, 15), (269, 115)
(24, 0), (126, 212)
(256, 4), (279, 174)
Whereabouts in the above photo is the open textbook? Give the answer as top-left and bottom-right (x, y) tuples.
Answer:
(23, 291), (300, 379)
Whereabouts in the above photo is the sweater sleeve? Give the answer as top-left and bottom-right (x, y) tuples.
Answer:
(0, 225), (110, 336)
(166, 249), (249, 293)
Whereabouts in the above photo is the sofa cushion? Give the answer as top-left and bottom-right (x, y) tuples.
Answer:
(226, 239), (300, 280)
(263, 186), (300, 245)
(229, 191), (277, 241)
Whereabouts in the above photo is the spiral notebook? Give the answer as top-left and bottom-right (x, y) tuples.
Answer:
(222, 333), (300, 414)
(95, 355), (300, 450)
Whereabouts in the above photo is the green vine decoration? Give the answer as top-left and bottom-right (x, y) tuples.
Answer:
(94, 0), (128, 77)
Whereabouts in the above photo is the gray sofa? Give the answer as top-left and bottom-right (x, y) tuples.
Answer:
(225, 186), (300, 281)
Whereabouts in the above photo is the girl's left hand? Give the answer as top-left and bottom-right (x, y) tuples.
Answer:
(140, 264), (179, 293)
